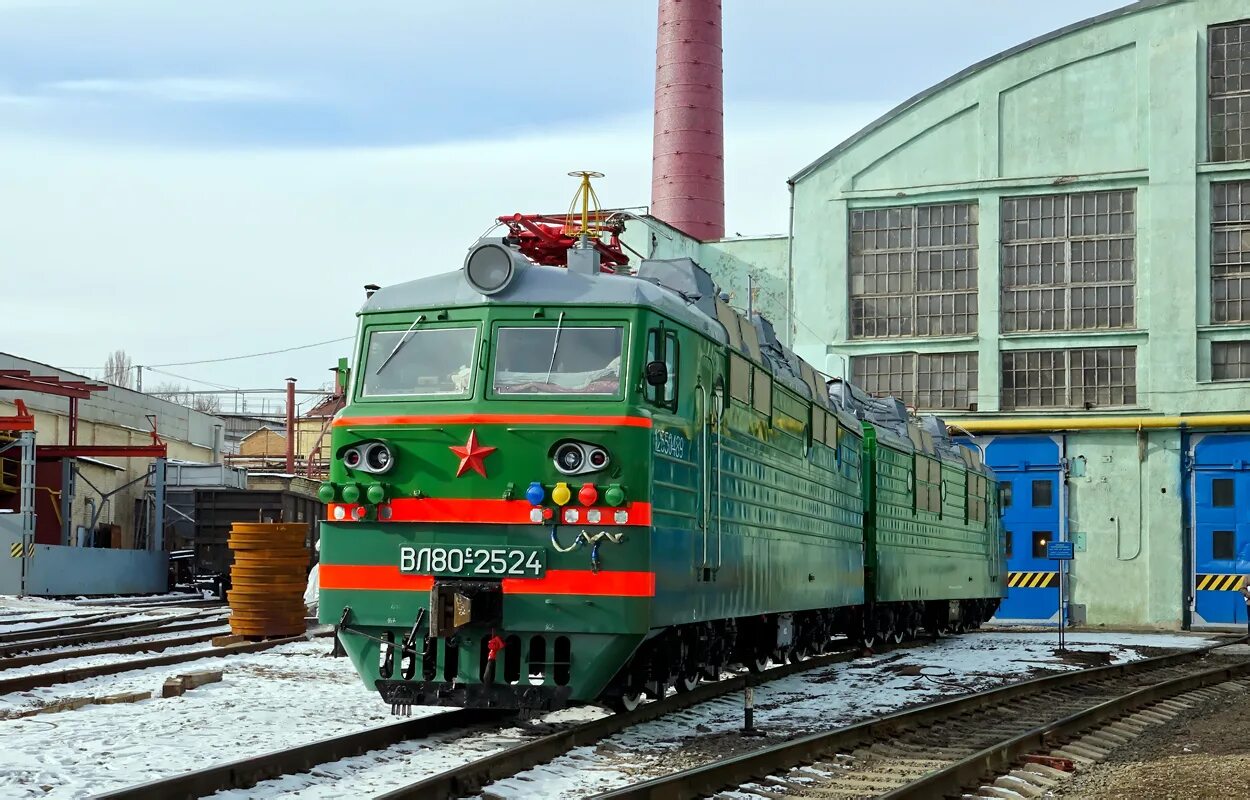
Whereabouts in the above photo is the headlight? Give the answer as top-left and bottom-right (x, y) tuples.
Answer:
(552, 441), (610, 476)
(554, 443), (584, 475)
(464, 242), (516, 295)
(363, 442), (393, 474)
(343, 447), (363, 470)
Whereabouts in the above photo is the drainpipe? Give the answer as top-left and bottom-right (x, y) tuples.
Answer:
(948, 414), (1250, 435)
(285, 378), (296, 474)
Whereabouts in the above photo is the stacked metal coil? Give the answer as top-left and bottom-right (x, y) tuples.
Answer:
(227, 522), (310, 638)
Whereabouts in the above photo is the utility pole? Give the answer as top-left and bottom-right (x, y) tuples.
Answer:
(135, 365), (143, 392)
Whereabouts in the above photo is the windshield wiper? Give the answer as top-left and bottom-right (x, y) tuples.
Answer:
(374, 314), (426, 375)
(544, 311), (565, 384)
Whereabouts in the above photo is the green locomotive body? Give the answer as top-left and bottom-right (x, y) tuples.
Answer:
(318, 241), (1005, 711)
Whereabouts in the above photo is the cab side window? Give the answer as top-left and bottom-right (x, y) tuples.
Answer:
(645, 327), (679, 411)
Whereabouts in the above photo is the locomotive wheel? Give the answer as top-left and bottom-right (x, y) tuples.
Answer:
(675, 672), (700, 693)
(786, 646), (808, 664)
(746, 653), (770, 674)
(890, 628), (904, 645)
(615, 690), (646, 712)
(861, 634), (876, 649)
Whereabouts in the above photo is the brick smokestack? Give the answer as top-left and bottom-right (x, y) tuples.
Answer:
(651, 0), (725, 241)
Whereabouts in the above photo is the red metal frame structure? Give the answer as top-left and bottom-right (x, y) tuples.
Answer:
(0, 399), (34, 432)
(0, 370), (168, 458)
(497, 212), (629, 270)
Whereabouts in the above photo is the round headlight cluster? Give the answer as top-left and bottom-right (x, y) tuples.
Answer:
(553, 441), (610, 476)
(464, 243), (516, 295)
(342, 441), (394, 474)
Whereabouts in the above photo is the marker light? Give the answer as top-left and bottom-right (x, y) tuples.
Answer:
(333, 506), (346, 520)
(352, 506), (367, 520)
(529, 508), (544, 524)
(614, 510), (629, 524)
(526, 482), (545, 506)
(343, 447), (362, 470)
(604, 484), (625, 507)
(587, 510), (602, 524)
(578, 483), (597, 506)
(366, 484), (387, 505)
(563, 508), (579, 524)
(342, 483), (361, 504)
(542, 507), (555, 521)
(317, 482), (337, 503)
(552, 482), (572, 506)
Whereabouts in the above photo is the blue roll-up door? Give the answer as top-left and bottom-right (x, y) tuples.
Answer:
(983, 435), (1062, 623)
(1191, 433), (1250, 627)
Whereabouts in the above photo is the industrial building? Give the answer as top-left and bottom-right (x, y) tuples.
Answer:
(781, 0), (1250, 629)
(626, 0), (1250, 630)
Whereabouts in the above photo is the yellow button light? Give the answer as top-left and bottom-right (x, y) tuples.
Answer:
(552, 481), (572, 506)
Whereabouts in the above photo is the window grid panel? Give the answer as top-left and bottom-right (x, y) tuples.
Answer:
(850, 203), (977, 339)
(1210, 21), (1250, 163)
(914, 352), (978, 410)
(852, 353), (915, 406)
(1212, 340), (1250, 380)
(1211, 181), (1250, 324)
(1000, 191), (1136, 332)
(1000, 347), (1137, 410)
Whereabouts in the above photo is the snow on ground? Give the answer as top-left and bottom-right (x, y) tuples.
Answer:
(8, 619), (231, 660)
(0, 639), (392, 800)
(0, 629), (1220, 800)
(480, 631), (1219, 799)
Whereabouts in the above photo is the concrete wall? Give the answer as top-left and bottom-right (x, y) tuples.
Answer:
(0, 353), (221, 543)
(623, 217), (793, 345)
(786, 0), (1250, 628)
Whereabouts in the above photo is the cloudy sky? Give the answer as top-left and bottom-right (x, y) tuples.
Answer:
(1, 0), (1123, 409)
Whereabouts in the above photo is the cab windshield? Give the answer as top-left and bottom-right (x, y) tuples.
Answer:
(493, 325), (623, 395)
(361, 326), (477, 397)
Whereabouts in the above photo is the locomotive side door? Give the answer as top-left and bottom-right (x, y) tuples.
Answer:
(695, 353), (722, 582)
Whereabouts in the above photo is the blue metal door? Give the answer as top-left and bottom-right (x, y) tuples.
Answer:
(1191, 433), (1250, 627)
(983, 435), (1062, 622)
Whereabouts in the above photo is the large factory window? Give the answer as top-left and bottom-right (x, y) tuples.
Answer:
(851, 351), (978, 410)
(1210, 20), (1250, 163)
(1000, 346), (1136, 410)
(1000, 191), (1136, 333)
(1212, 181), (1250, 323)
(1212, 340), (1250, 380)
(849, 202), (978, 339)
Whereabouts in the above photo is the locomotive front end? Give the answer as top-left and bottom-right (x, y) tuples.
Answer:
(317, 250), (656, 711)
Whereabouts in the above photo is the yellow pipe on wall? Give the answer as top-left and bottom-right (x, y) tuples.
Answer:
(948, 414), (1250, 435)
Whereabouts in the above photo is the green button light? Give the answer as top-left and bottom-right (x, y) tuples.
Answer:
(366, 483), (387, 505)
(317, 482), (337, 503)
(604, 484), (625, 507)
(341, 483), (361, 504)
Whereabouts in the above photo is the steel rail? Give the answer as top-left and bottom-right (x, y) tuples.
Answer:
(375, 637), (927, 800)
(592, 638), (1244, 799)
(0, 630), (330, 695)
(0, 613), (124, 643)
(0, 626), (231, 670)
(89, 709), (512, 800)
(879, 657), (1250, 799)
(0, 614), (229, 658)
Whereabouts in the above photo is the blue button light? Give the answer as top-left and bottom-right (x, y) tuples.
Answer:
(526, 481), (545, 506)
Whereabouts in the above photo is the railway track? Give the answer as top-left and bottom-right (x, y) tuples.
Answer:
(0, 610), (228, 658)
(90, 635), (921, 800)
(0, 628), (330, 696)
(593, 637), (1249, 800)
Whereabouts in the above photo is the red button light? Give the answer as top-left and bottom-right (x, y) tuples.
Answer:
(578, 483), (598, 506)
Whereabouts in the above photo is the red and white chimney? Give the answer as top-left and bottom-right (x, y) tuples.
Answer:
(651, 0), (725, 241)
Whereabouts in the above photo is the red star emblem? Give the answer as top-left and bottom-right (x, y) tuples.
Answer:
(450, 429), (496, 478)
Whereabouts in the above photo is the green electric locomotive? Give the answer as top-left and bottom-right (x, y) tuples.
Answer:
(317, 237), (1006, 712)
